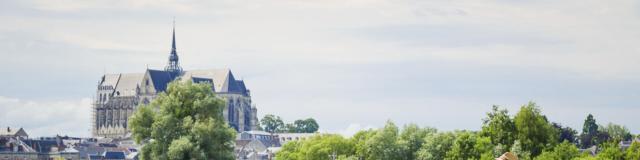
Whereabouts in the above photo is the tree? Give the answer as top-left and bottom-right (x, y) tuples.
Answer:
(129, 81), (236, 160)
(277, 134), (355, 160)
(277, 140), (304, 160)
(351, 129), (376, 159)
(480, 105), (516, 149)
(261, 116), (319, 133)
(261, 114), (285, 133)
(625, 141), (640, 160)
(533, 141), (579, 160)
(600, 123), (632, 142)
(365, 120), (403, 160)
(284, 123), (297, 133)
(416, 132), (456, 160)
(580, 114), (599, 148)
(510, 140), (531, 160)
(444, 131), (493, 160)
(552, 122), (578, 144)
(398, 124), (436, 160)
(596, 142), (624, 160)
(293, 118), (320, 133)
(513, 102), (557, 158)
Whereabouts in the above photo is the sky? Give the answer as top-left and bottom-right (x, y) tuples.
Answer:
(1, 0), (640, 137)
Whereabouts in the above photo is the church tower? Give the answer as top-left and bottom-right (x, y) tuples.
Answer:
(93, 22), (258, 138)
(165, 20), (182, 74)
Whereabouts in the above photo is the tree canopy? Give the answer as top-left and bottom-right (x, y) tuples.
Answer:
(261, 114), (319, 133)
(261, 114), (285, 133)
(481, 105), (516, 149)
(129, 81), (236, 160)
(274, 102), (637, 160)
(514, 102), (558, 158)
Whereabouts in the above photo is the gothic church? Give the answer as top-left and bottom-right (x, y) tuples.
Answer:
(92, 25), (258, 138)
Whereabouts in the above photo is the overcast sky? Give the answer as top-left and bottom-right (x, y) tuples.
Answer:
(1, 0), (640, 137)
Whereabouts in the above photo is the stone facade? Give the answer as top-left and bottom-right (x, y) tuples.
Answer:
(92, 25), (259, 138)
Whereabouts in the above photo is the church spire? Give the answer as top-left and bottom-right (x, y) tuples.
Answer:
(165, 19), (182, 74)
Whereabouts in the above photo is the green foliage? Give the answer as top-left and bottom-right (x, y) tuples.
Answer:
(129, 81), (236, 160)
(351, 129), (376, 159)
(481, 105), (517, 149)
(416, 132), (456, 160)
(293, 118), (320, 133)
(533, 141), (580, 160)
(276, 134), (354, 160)
(625, 142), (640, 160)
(599, 123), (632, 142)
(553, 122), (578, 144)
(511, 140), (531, 160)
(365, 121), (403, 160)
(261, 114), (285, 133)
(514, 102), (558, 158)
(580, 114), (599, 148)
(277, 141), (303, 160)
(276, 103), (635, 160)
(398, 124), (436, 160)
(261, 115), (320, 133)
(596, 142), (624, 160)
(444, 131), (494, 160)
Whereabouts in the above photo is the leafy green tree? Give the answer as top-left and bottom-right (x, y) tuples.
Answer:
(510, 140), (531, 160)
(533, 141), (579, 160)
(444, 131), (494, 160)
(481, 105), (516, 149)
(129, 81), (236, 160)
(365, 121), (403, 160)
(445, 131), (476, 160)
(596, 142), (624, 160)
(277, 140), (303, 160)
(514, 102), (557, 158)
(552, 122), (578, 144)
(398, 124), (436, 160)
(276, 134), (354, 160)
(474, 136), (495, 160)
(580, 114), (599, 148)
(351, 129), (376, 159)
(261, 114), (285, 133)
(284, 123), (297, 133)
(625, 141), (640, 160)
(599, 123), (632, 142)
(416, 132), (456, 160)
(293, 118), (320, 133)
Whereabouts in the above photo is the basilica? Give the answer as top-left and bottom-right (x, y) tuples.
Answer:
(92, 25), (259, 138)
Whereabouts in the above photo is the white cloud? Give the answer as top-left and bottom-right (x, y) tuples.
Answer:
(1, 0), (640, 135)
(0, 96), (92, 137)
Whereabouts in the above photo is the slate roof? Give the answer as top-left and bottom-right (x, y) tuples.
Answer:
(103, 151), (126, 159)
(180, 69), (248, 95)
(101, 68), (249, 96)
(21, 139), (61, 153)
(146, 69), (176, 92)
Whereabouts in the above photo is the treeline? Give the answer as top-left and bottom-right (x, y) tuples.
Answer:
(261, 114), (319, 133)
(276, 102), (640, 160)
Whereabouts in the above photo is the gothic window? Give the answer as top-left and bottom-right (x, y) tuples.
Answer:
(228, 105), (234, 123)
